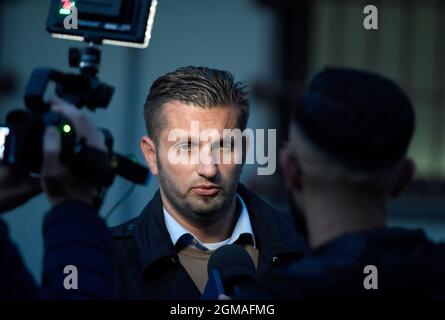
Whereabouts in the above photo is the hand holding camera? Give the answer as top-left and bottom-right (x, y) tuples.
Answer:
(40, 97), (108, 209)
(0, 96), (110, 212)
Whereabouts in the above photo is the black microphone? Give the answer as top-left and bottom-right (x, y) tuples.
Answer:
(205, 244), (270, 299)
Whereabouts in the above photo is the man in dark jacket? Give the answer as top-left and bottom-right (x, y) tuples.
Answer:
(275, 68), (445, 298)
(110, 66), (309, 299)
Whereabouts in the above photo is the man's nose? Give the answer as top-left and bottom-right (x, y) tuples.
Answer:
(196, 146), (218, 178)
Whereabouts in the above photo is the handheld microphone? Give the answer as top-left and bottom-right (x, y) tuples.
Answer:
(204, 244), (270, 299)
(202, 269), (225, 300)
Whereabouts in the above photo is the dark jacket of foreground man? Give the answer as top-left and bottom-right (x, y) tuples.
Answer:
(265, 227), (445, 299)
(110, 184), (309, 299)
(0, 202), (114, 299)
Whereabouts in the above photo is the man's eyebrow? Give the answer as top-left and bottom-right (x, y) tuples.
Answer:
(167, 134), (188, 144)
(173, 134), (238, 144)
(176, 136), (200, 144)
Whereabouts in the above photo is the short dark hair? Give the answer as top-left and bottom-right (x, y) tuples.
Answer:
(144, 66), (249, 142)
(293, 67), (415, 170)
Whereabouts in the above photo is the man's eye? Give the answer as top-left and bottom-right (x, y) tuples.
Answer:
(220, 141), (233, 150)
(178, 142), (194, 151)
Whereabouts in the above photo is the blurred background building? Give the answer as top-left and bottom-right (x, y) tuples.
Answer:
(0, 0), (444, 281)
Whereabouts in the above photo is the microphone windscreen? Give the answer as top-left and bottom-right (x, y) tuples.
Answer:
(207, 244), (256, 281)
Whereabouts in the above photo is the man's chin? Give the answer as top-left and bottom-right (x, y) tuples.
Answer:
(190, 201), (223, 213)
(187, 198), (226, 217)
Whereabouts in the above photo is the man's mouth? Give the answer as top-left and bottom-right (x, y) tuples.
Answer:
(192, 184), (221, 196)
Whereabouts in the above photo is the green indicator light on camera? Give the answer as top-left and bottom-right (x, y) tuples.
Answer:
(111, 156), (119, 168)
(62, 124), (71, 134)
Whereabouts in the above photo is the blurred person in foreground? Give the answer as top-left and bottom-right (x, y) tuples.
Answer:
(273, 68), (445, 299)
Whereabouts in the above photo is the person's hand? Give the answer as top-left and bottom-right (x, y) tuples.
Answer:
(0, 166), (42, 214)
(40, 97), (107, 208)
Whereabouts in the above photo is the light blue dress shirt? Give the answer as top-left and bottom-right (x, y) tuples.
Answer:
(163, 194), (256, 251)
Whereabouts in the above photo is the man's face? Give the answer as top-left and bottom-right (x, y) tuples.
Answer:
(142, 100), (244, 224)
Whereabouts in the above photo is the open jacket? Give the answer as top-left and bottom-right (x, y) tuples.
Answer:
(110, 183), (309, 299)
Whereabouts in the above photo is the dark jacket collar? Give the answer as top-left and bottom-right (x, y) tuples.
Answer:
(236, 184), (308, 263)
(133, 183), (309, 275)
(133, 190), (175, 274)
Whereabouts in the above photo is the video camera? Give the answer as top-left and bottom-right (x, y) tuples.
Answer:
(1, 0), (158, 190)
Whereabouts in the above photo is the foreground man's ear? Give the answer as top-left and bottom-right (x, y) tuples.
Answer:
(390, 158), (416, 198)
(141, 135), (159, 176)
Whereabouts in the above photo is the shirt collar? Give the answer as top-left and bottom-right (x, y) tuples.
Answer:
(163, 194), (256, 251)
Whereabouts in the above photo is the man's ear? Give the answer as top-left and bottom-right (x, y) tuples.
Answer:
(390, 158), (416, 198)
(279, 147), (302, 191)
(141, 136), (159, 176)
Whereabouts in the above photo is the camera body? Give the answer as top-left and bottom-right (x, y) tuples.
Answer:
(2, 110), (76, 174)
